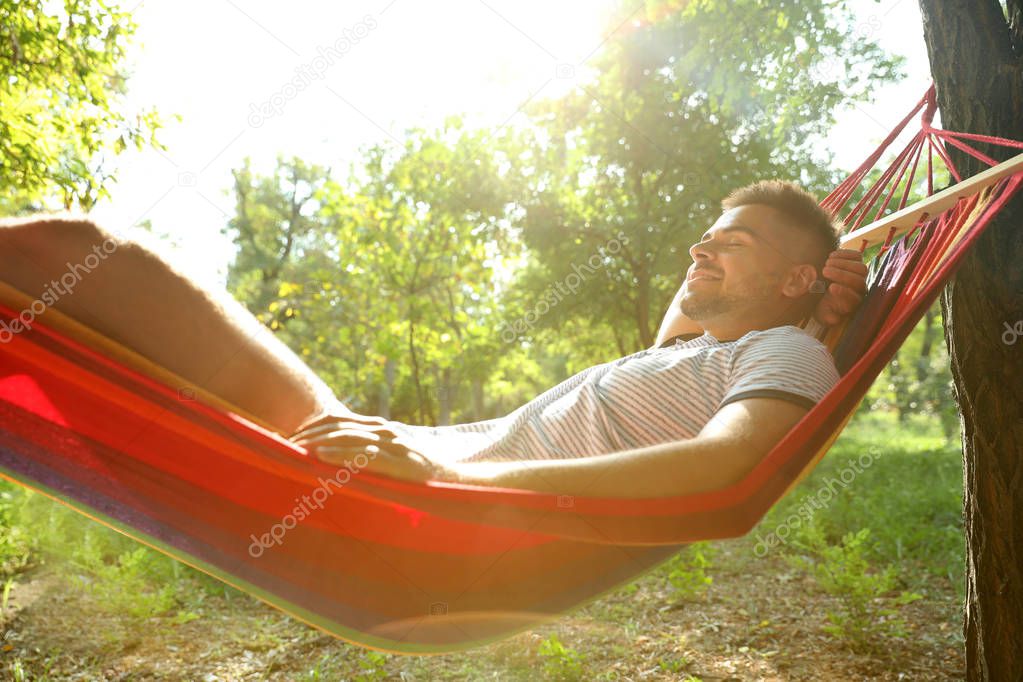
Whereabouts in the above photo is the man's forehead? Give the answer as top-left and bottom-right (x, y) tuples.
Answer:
(701, 205), (782, 240)
(699, 224), (761, 241)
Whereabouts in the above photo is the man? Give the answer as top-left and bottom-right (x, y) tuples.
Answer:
(0, 180), (865, 499)
(292, 180), (869, 498)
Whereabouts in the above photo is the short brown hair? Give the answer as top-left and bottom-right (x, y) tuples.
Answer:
(721, 180), (840, 270)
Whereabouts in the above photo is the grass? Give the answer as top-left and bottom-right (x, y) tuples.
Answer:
(758, 409), (965, 595)
(0, 407), (967, 678)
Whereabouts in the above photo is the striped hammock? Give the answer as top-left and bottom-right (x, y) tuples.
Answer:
(1, 85), (1021, 653)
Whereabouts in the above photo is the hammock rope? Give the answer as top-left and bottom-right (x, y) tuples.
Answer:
(1, 84), (1022, 653)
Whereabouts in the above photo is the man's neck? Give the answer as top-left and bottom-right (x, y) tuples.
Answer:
(702, 322), (760, 342)
(703, 322), (798, 343)
(703, 313), (802, 342)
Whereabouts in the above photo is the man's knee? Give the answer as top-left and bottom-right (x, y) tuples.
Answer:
(0, 214), (200, 350)
(0, 214), (328, 434)
(0, 215), (124, 297)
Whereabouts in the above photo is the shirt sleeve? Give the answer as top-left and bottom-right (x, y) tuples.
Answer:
(719, 327), (840, 410)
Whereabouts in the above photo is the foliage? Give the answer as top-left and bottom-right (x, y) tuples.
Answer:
(656, 653), (693, 674)
(864, 303), (959, 438)
(352, 651), (391, 682)
(225, 156), (331, 314)
(537, 634), (586, 681)
(786, 525), (922, 652)
(219, 1), (909, 423)
(6, 482), (223, 621)
(665, 542), (716, 601)
(298, 654), (341, 681)
(70, 545), (179, 618)
(760, 409), (965, 593)
(0, 487), (34, 577)
(0, 0), (162, 211)
(506, 0), (904, 349)
(223, 126), (533, 424)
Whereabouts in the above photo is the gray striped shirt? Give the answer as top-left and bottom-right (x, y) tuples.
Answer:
(390, 324), (839, 464)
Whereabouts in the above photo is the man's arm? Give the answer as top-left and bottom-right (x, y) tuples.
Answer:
(442, 397), (809, 498)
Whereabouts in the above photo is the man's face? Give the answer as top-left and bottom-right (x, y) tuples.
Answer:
(680, 203), (806, 322)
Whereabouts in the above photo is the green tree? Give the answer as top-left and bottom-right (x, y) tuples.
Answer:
(224, 123), (529, 425)
(316, 120), (518, 423)
(865, 301), (957, 436)
(0, 0), (161, 211)
(225, 156), (330, 313)
(509, 0), (903, 353)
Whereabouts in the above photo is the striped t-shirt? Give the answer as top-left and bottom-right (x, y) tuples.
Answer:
(389, 324), (840, 464)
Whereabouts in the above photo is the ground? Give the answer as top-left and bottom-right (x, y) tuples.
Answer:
(0, 531), (963, 681)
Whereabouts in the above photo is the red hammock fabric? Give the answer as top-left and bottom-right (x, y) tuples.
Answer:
(1, 86), (1021, 653)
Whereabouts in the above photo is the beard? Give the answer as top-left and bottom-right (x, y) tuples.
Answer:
(679, 272), (780, 321)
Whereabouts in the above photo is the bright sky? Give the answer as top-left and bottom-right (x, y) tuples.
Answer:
(88, 0), (933, 289)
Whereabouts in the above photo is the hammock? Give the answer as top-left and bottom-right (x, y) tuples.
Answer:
(1, 85), (1021, 654)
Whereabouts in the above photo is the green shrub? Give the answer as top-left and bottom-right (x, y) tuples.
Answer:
(758, 412), (965, 595)
(665, 542), (716, 601)
(787, 525), (921, 652)
(12, 486), (209, 620)
(71, 544), (179, 618)
(0, 485), (36, 577)
(537, 634), (585, 681)
(352, 651), (390, 682)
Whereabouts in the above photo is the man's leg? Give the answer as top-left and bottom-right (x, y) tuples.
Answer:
(0, 215), (338, 435)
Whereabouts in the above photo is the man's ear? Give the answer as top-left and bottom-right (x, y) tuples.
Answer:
(780, 264), (819, 299)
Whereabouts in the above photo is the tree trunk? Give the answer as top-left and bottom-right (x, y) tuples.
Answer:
(437, 366), (452, 426)
(889, 351), (911, 423)
(611, 323), (628, 357)
(472, 377), (485, 420)
(917, 1), (1023, 678)
(635, 264), (653, 348)
(407, 314), (432, 424)
(377, 357), (395, 418)
(916, 305), (937, 384)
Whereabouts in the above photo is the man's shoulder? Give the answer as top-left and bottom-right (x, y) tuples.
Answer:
(731, 325), (836, 368)
(720, 325), (841, 409)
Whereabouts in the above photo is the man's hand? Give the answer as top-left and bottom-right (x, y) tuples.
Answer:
(292, 404), (391, 432)
(813, 248), (869, 326)
(288, 413), (440, 483)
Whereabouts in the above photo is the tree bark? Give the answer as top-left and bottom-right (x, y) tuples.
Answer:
(917, 1), (1023, 679)
(635, 263), (653, 348)
(407, 314), (432, 424)
(916, 305), (937, 384)
(438, 366), (452, 426)
(472, 377), (485, 420)
(889, 351), (912, 423)
(377, 357), (395, 419)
